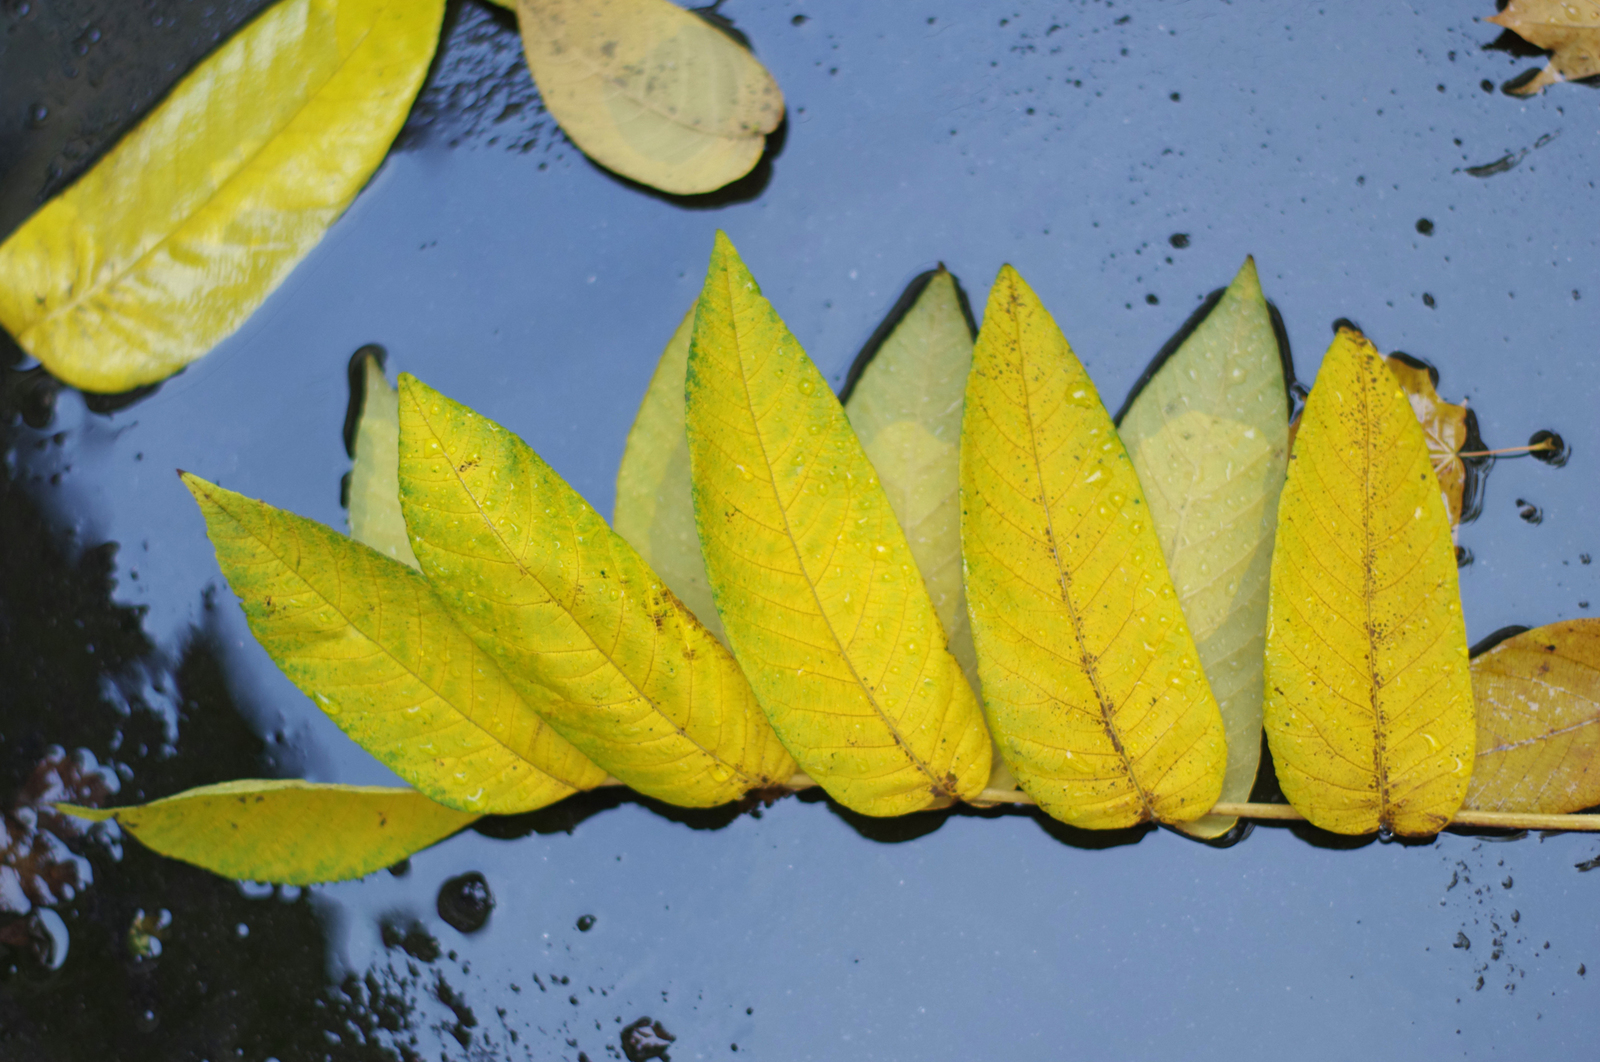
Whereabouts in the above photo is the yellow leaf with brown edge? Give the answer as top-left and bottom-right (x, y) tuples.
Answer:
(685, 233), (992, 817)
(960, 265), (1227, 829)
(1464, 620), (1600, 814)
(1119, 257), (1289, 839)
(1385, 354), (1471, 535)
(613, 306), (726, 640)
(512, 0), (784, 195)
(1489, 0), (1600, 96)
(1264, 328), (1474, 836)
(58, 781), (477, 885)
(396, 374), (795, 808)
(0, 0), (446, 393)
(184, 473), (605, 815)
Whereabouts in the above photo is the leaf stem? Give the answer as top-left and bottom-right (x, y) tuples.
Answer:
(592, 780), (1600, 833)
(1458, 441), (1554, 458)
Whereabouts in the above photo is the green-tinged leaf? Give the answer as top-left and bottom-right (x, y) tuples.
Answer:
(1264, 328), (1474, 836)
(59, 781), (477, 885)
(613, 306), (725, 639)
(1119, 258), (1287, 839)
(0, 0), (446, 393)
(396, 374), (796, 807)
(685, 233), (992, 817)
(961, 265), (1227, 829)
(349, 352), (420, 569)
(843, 268), (978, 687)
(513, 0), (784, 195)
(1465, 621), (1600, 814)
(184, 474), (605, 814)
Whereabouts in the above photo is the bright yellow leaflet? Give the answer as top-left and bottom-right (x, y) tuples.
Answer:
(514, 0), (783, 195)
(396, 375), (795, 807)
(613, 306), (726, 639)
(61, 781), (477, 885)
(1119, 258), (1287, 838)
(0, 0), (446, 392)
(186, 474), (604, 814)
(1465, 620), (1600, 814)
(1264, 329), (1473, 836)
(961, 266), (1226, 829)
(685, 233), (991, 817)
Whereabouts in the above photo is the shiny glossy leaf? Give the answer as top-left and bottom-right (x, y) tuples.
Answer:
(60, 781), (477, 885)
(1264, 328), (1474, 836)
(1465, 620), (1600, 814)
(349, 353), (421, 569)
(1120, 258), (1287, 838)
(0, 0), (446, 393)
(396, 375), (795, 807)
(961, 265), (1227, 829)
(685, 234), (991, 816)
(513, 0), (783, 195)
(185, 474), (605, 814)
(613, 306), (725, 639)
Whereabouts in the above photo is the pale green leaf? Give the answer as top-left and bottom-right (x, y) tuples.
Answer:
(1119, 258), (1287, 839)
(349, 352), (421, 570)
(396, 375), (797, 807)
(59, 781), (478, 885)
(0, 0), (446, 392)
(185, 473), (606, 815)
(613, 306), (725, 640)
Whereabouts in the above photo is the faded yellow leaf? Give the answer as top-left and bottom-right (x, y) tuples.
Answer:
(1385, 354), (1471, 534)
(1465, 621), (1600, 814)
(349, 351), (421, 570)
(960, 265), (1227, 829)
(513, 0), (784, 195)
(685, 233), (992, 817)
(0, 0), (446, 392)
(59, 781), (477, 885)
(613, 306), (725, 640)
(1489, 0), (1600, 95)
(397, 375), (795, 807)
(185, 474), (605, 814)
(1120, 257), (1288, 839)
(1264, 328), (1474, 836)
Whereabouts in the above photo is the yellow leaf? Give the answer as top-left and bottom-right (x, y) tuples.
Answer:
(185, 474), (605, 814)
(1489, 0), (1600, 96)
(348, 351), (421, 570)
(1119, 258), (1288, 839)
(613, 306), (725, 640)
(0, 0), (446, 393)
(1263, 328), (1474, 836)
(59, 781), (477, 885)
(961, 265), (1227, 829)
(513, 0), (784, 195)
(685, 234), (991, 816)
(396, 374), (795, 807)
(1464, 621), (1600, 814)
(1385, 354), (1473, 534)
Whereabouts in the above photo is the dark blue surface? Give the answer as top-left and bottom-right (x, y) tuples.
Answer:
(3, 1), (1598, 1058)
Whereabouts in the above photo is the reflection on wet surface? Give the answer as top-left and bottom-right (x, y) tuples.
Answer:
(3, 0), (1600, 1058)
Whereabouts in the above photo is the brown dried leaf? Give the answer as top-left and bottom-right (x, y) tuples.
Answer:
(1465, 621), (1600, 814)
(1489, 0), (1600, 96)
(1386, 355), (1470, 533)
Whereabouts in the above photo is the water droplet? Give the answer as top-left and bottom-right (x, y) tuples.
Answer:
(736, 464), (753, 481)
(576, 914), (596, 932)
(437, 872), (494, 933)
(799, 380), (815, 395)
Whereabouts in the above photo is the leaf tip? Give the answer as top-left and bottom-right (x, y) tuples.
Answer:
(54, 802), (115, 823)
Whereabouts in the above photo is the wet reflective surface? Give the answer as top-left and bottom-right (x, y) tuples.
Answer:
(2, 0), (1599, 1058)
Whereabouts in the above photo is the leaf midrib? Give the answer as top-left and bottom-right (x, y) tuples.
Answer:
(721, 268), (949, 797)
(408, 396), (756, 788)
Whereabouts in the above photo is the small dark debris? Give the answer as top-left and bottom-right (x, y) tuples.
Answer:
(1454, 932), (1471, 950)
(622, 1017), (676, 1062)
(1575, 853), (1600, 872)
(1582, 554), (1592, 565)
(1455, 545), (1473, 569)
(1170, 92), (1180, 101)
(1422, 293), (1436, 308)
(1145, 293), (1159, 305)
(790, 14), (807, 26)
(1516, 499), (1543, 525)
(437, 872), (494, 934)
(1464, 151), (1526, 178)
(380, 920), (441, 963)
(1168, 233), (1190, 249)
(577, 914), (597, 932)
(1581, 965), (1588, 976)
(1416, 218), (1434, 235)
(1480, 79), (1495, 93)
